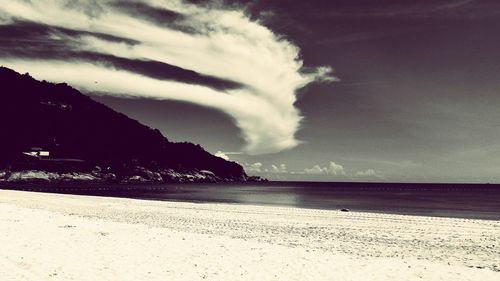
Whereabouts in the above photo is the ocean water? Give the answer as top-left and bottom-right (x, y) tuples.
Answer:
(3, 181), (500, 220)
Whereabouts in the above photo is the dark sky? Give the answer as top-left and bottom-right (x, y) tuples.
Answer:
(2, 0), (500, 182)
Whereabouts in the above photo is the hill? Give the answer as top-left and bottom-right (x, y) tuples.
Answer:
(0, 67), (252, 183)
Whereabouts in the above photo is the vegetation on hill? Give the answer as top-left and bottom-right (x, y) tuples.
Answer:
(0, 67), (252, 183)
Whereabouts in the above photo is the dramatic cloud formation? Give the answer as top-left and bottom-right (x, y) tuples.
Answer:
(0, 0), (335, 155)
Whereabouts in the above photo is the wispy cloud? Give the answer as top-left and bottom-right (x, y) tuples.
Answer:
(363, 0), (477, 17)
(0, 0), (335, 155)
(436, 0), (476, 11)
(312, 0), (498, 20)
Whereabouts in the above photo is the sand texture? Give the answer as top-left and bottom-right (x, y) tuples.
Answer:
(0, 190), (499, 280)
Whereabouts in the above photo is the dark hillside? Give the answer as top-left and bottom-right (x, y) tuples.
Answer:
(0, 67), (246, 181)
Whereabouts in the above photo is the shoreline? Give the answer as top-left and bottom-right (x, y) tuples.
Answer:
(1, 190), (499, 280)
(1, 182), (499, 221)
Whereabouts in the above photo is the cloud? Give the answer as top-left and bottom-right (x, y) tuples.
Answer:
(0, 0), (335, 155)
(64, 0), (106, 19)
(242, 160), (386, 180)
(245, 162), (263, 173)
(214, 150), (242, 160)
(307, 0), (500, 21)
(303, 161), (345, 175)
(355, 169), (376, 176)
(215, 151), (230, 160)
(373, 1), (492, 19)
(303, 165), (325, 175)
(244, 162), (286, 174)
(344, 158), (422, 168)
(270, 163), (287, 173)
(355, 169), (384, 179)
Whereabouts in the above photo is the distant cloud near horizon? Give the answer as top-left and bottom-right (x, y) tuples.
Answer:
(245, 162), (263, 173)
(303, 162), (346, 176)
(270, 164), (287, 173)
(242, 161), (387, 181)
(0, 0), (335, 155)
(355, 169), (384, 179)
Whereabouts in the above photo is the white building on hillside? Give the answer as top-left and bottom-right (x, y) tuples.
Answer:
(22, 147), (50, 158)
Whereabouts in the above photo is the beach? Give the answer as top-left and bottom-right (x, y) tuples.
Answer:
(0, 190), (499, 280)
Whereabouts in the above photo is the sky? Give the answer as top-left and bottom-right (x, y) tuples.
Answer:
(1, 0), (500, 182)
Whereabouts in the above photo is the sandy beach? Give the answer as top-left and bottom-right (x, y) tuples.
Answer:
(0, 190), (499, 280)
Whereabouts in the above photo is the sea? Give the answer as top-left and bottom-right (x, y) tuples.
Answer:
(2, 181), (500, 220)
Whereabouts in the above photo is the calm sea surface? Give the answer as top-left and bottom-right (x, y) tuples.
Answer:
(3, 181), (500, 220)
